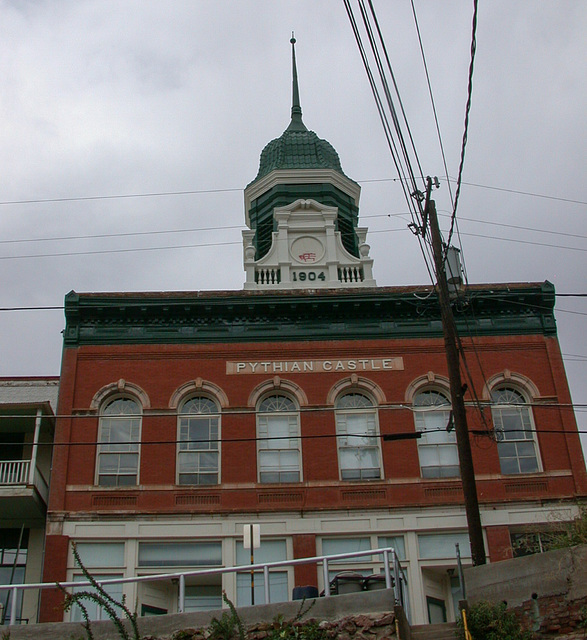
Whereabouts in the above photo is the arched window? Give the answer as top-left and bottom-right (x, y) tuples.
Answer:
(491, 387), (540, 475)
(177, 396), (220, 485)
(257, 394), (301, 483)
(97, 397), (141, 486)
(413, 390), (459, 478)
(335, 392), (381, 481)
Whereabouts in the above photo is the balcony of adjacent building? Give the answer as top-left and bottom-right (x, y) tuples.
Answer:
(0, 403), (55, 527)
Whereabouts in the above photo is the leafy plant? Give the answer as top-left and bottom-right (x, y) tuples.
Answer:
(547, 505), (587, 550)
(457, 601), (533, 640)
(58, 542), (140, 640)
(265, 599), (329, 640)
(207, 592), (246, 640)
(578, 605), (587, 638)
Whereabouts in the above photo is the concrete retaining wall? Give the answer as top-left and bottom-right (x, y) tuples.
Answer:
(464, 544), (587, 608)
(5, 589), (396, 640)
(464, 544), (587, 637)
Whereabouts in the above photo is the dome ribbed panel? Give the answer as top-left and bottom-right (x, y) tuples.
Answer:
(252, 130), (346, 182)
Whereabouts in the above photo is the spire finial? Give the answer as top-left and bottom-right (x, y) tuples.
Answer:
(287, 32), (307, 132)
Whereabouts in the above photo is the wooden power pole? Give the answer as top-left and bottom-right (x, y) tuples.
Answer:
(425, 179), (486, 566)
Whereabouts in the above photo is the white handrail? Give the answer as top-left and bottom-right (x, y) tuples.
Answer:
(0, 547), (406, 627)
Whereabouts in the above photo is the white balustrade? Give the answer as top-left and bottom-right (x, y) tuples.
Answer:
(0, 460), (30, 485)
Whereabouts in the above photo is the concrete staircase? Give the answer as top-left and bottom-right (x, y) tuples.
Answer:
(409, 621), (458, 639)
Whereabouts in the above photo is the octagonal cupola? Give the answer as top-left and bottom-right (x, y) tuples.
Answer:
(243, 36), (375, 290)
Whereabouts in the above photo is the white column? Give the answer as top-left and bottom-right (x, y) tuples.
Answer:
(28, 409), (42, 486)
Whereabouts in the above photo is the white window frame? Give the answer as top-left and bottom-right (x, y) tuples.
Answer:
(256, 394), (302, 483)
(413, 390), (459, 479)
(137, 540), (223, 568)
(335, 392), (382, 481)
(177, 396), (220, 485)
(318, 535), (408, 588)
(96, 396), (141, 486)
(68, 541), (127, 623)
(491, 386), (541, 475)
(235, 538), (290, 606)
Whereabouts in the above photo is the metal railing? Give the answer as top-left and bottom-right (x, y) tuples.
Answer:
(0, 546), (407, 627)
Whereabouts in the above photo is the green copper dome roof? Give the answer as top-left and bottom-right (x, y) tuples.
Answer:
(250, 36), (348, 184)
(253, 127), (346, 181)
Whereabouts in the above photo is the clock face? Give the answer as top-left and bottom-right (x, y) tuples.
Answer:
(290, 236), (325, 264)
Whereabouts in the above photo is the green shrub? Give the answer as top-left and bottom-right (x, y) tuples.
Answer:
(457, 600), (533, 640)
(548, 506), (587, 550)
(207, 592), (246, 640)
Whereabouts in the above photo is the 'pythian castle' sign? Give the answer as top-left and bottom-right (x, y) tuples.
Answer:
(227, 357), (404, 375)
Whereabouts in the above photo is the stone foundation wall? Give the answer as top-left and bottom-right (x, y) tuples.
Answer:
(514, 594), (587, 638)
(154, 612), (397, 640)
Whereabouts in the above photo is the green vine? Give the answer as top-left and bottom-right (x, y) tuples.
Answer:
(58, 542), (140, 640)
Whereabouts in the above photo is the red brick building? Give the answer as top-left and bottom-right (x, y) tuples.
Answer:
(40, 44), (587, 625)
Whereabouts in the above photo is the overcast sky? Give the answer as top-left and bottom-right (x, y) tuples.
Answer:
(1, 1), (585, 453)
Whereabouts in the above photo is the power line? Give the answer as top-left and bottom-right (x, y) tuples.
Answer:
(436, 211), (587, 241)
(2, 225), (582, 262)
(359, 177), (587, 206)
(453, 231), (586, 253)
(445, 0), (478, 254)
(0, 224), (245, 246)
(0, 402), (584, 423)
(0, 187), (242, 207)
(452, 179), (587, 206)
(1, 211), (583, 250)
(410, 0), (454, 208)
(0, 179), (583, 210)
(0, 240), (241, 261)
(0, 424), (586, 448)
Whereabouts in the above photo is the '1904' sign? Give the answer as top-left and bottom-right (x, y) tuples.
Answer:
(227, 358), (404, 375)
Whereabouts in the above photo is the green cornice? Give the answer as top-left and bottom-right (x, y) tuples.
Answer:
(63, 282), (557, 347)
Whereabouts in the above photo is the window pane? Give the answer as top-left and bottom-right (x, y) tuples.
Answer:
(184, 585), (222, 612)
(414, 390), (459, 478)
(259, 395), (297, 413)
(236, 571), (288, 606)
(103, 398), (140, 415)
(518, 454), (539, 473)
(257, 397), (300, 483)
(178, 398), (220, 485)
(335, 395), (381, 481)
(438, 446), (459, 466)
(138, 542), (221, 567)
(98, 397), (141, 486)
(377, 536), (406, 561)
(499, 455), (520, 475)
(322, 537), (371, 563)
(71, 574), (123, 622)
(336, 393), (373, 409)
(236, 540), (286, 565)
(418, 533), (471, 559)
(181, 397), (219, 415)
(75, 543), (125, 568)
(492, 385), (538, 477)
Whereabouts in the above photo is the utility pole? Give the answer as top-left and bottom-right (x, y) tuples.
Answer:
(424, 177), (486, 566)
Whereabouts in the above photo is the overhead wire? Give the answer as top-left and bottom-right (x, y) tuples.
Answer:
(0, 421), (586, 449)
(409, 0), (470, 285)
(0, 210), (583, 250)
(445, 0), (479, 256)
(342, 0), (436, 285)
